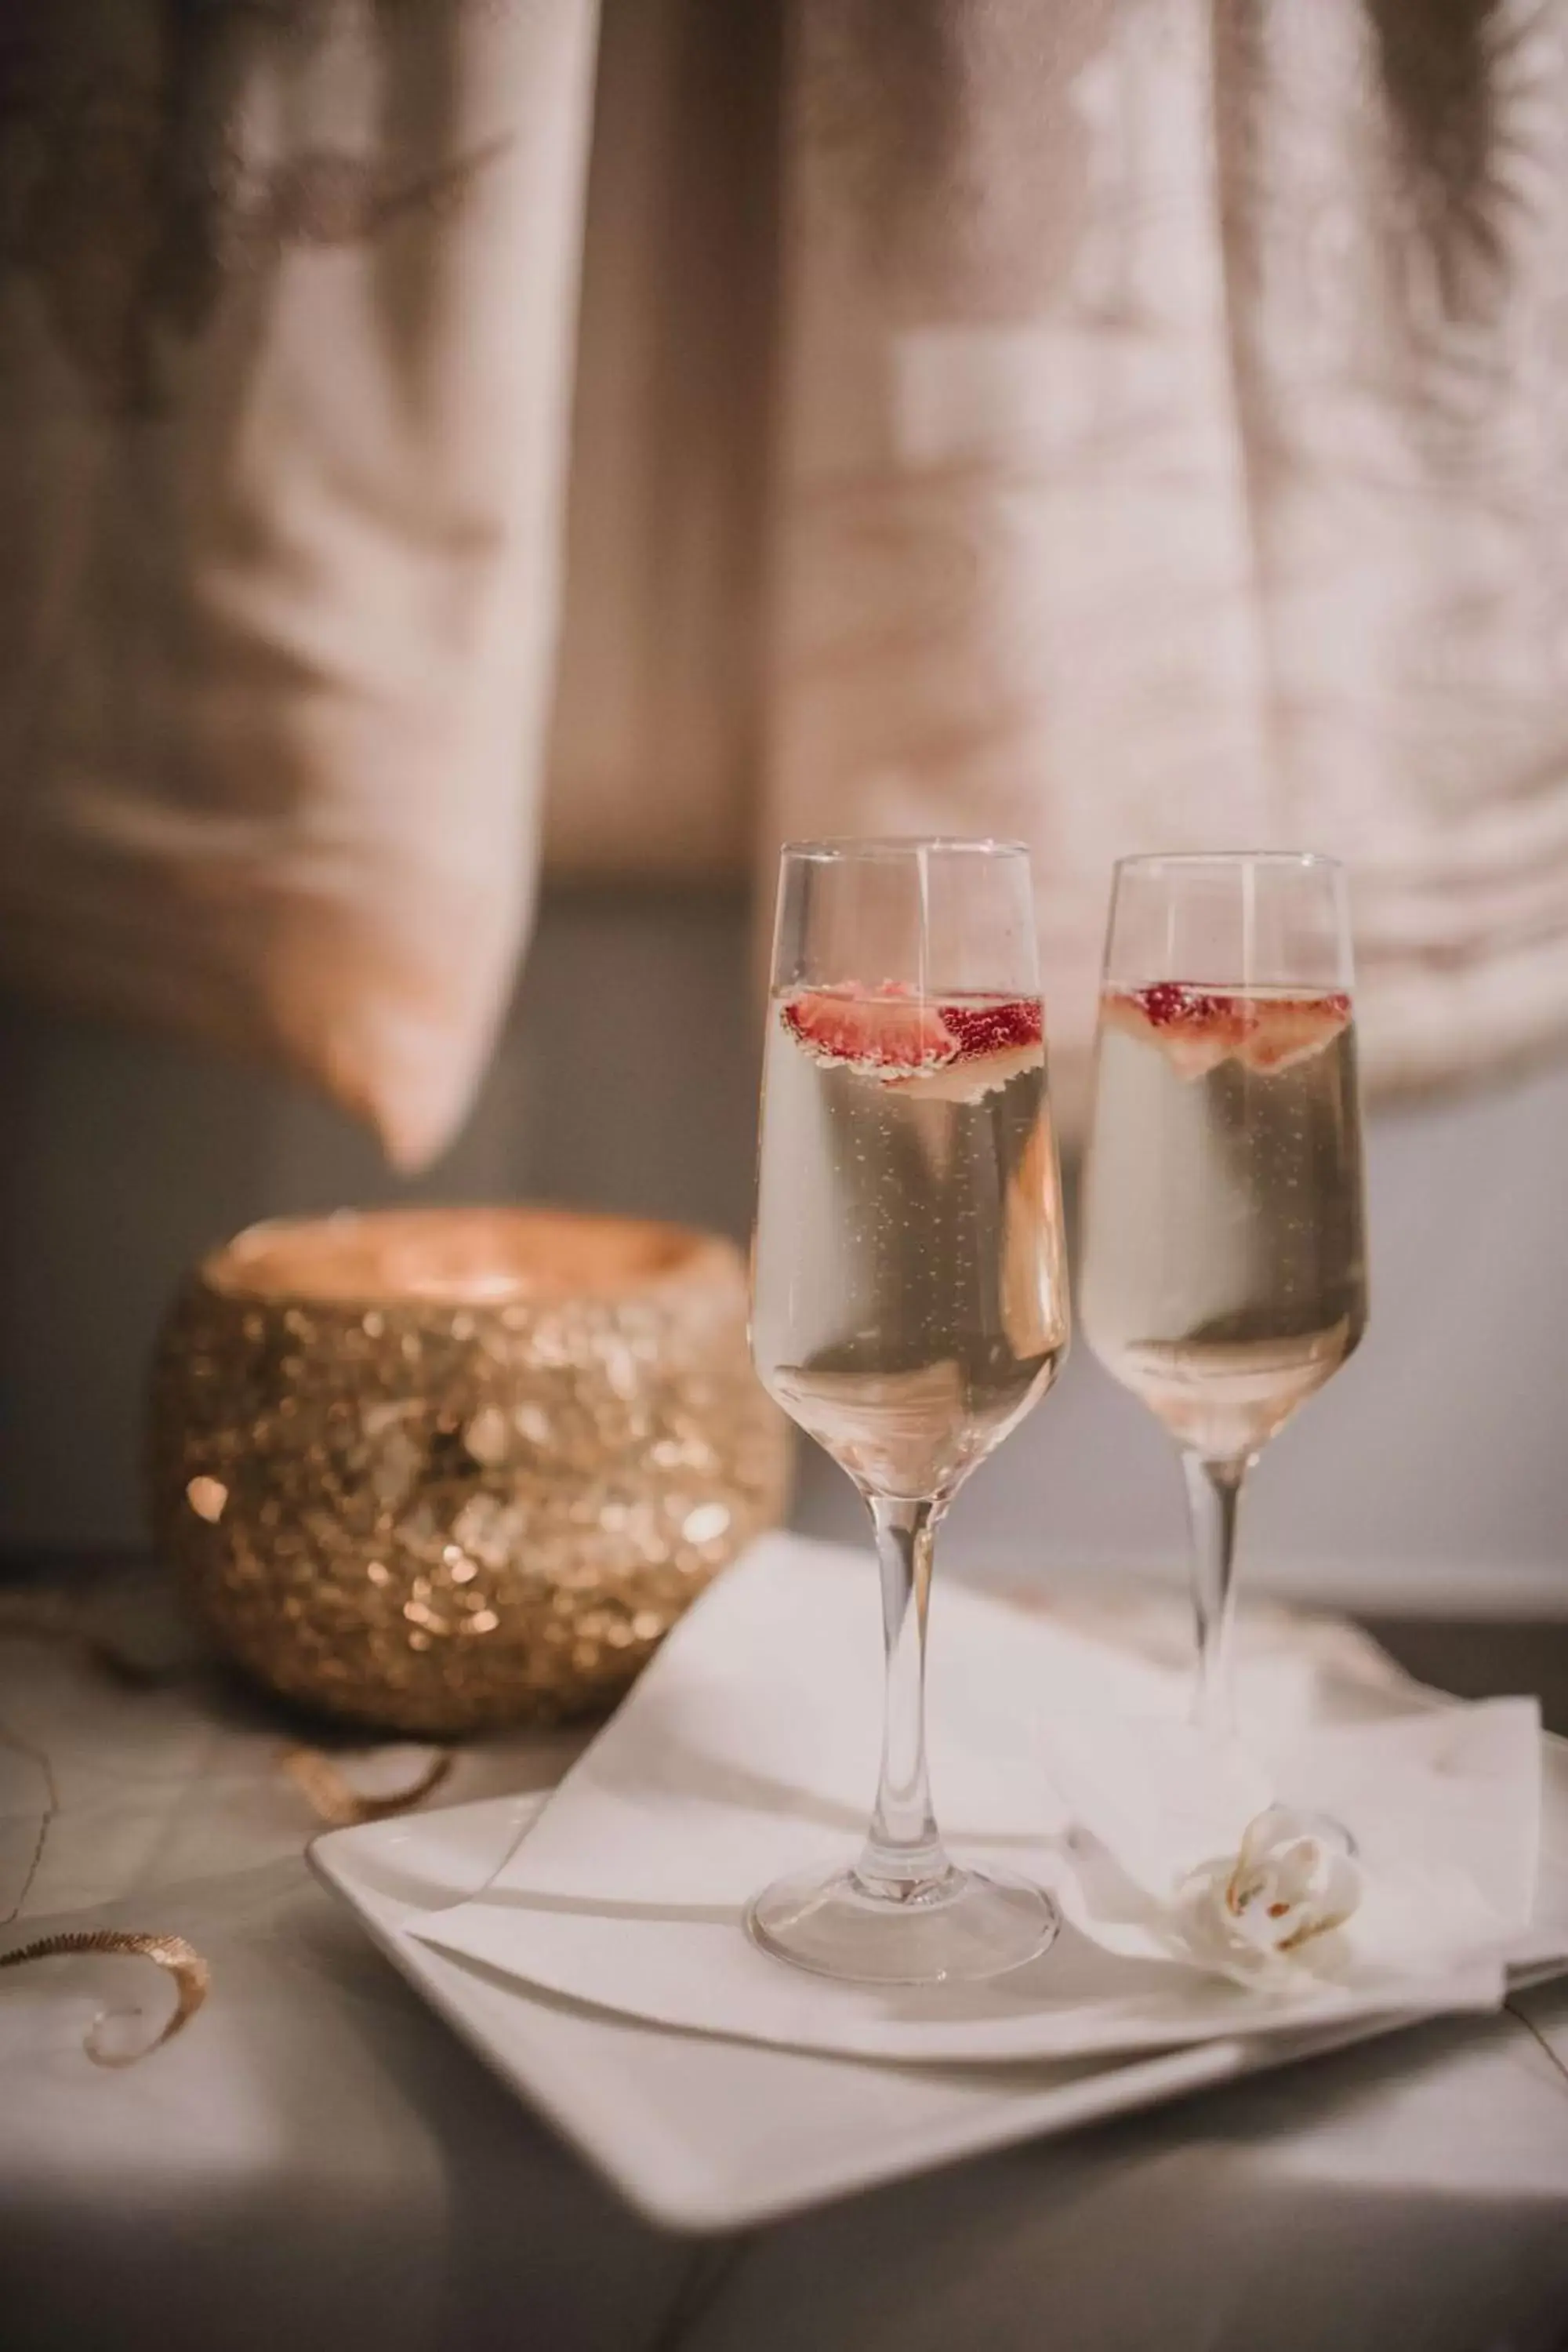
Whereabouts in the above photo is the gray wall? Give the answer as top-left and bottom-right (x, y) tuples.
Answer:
(3, 887), (1566, 1613)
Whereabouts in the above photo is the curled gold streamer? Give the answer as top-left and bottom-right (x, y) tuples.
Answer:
(0, 1930), (210, 2064)
(281, 1744), (453, 1828)
(0, 1585), (448, 2069)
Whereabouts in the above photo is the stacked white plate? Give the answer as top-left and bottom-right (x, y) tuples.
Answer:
(312, 1538), (1568, 2231)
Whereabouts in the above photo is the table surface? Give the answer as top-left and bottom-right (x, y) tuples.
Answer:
(4, 1563), (1568, 2352)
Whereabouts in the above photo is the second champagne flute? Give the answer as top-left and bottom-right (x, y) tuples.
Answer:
(750, 838), (1070, 1984)
(1080, 853), (1369, 1736)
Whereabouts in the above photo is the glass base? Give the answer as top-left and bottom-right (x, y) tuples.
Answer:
(746, 1858), (1059, 1985)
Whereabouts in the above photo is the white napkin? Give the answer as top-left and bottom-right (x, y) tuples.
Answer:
(413, 1535), (1550, 2061)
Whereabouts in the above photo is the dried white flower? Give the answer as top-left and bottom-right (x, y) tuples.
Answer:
(1174, 1806), (1363, 1987)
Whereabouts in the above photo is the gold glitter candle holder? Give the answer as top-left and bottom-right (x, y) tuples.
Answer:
(147, 1207), (789, 1733)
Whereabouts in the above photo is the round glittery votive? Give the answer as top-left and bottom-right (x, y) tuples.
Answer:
(147, 1207), (790, 1733)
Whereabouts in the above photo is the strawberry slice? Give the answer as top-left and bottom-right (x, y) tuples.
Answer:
(781, 986), (955, 1075)
(897, 997), (1044, 1101)
(1102, 985), (1250, 1079)
(1241, 993), (1352, 1073)
(1104, 985), (1349, 1078)
(941, 1000), (1044, 1058)
(779, 989), (1044, 1098)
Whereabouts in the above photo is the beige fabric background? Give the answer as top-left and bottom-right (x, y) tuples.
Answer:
(0, 0), (601, 1168)
(4, 1), (1568, 1162)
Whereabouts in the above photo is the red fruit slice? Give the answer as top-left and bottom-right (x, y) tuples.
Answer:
(897, 996), (1044, 1101)
(780, 987), (955, 1076)
(1104, 985), (1349, 1078)
(779, 989), (1044, 1098)
(1102, 985), (1249, 1079)
(1242, 994), (1352, 1072)
(941, 1000), (1044, 1058)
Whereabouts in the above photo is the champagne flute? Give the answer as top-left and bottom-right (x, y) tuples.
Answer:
(749, 839), (1070, 1984)
(1080, 853), (1369, 1734)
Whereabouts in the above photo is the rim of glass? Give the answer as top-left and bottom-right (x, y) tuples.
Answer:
(780, 836), (1030, 861)
(1112, 849), (1343, 874)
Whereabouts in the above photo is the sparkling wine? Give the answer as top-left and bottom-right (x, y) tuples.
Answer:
(752, 987), (1069, 1498)
(1080, 984), (1367, 1463)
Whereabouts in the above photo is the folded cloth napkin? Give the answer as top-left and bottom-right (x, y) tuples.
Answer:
(414, 1536), (1555, 2061)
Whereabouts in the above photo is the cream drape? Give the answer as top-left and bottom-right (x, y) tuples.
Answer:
(0, 0), (599, 1167)
(5, 2), (1568, 1163)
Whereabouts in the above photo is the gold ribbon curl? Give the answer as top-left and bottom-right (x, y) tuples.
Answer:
(281, 1744), (454, 1828)
(0, 1929), (210, 2064)
(0, 1608), (454, 2070)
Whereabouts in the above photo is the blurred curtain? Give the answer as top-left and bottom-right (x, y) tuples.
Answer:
(0, 0), (599, 1167)
(5, 0), (1568, 1161)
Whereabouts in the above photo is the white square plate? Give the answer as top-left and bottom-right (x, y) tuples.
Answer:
(310, 1741), (1568, 2234)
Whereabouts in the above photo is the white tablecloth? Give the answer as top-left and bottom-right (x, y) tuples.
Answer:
(4, 1566), (1568, 2352)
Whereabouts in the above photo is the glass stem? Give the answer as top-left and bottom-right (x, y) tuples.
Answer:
(856, 1495), (949, 1896)
(1181, 1451), (1250, 1738)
